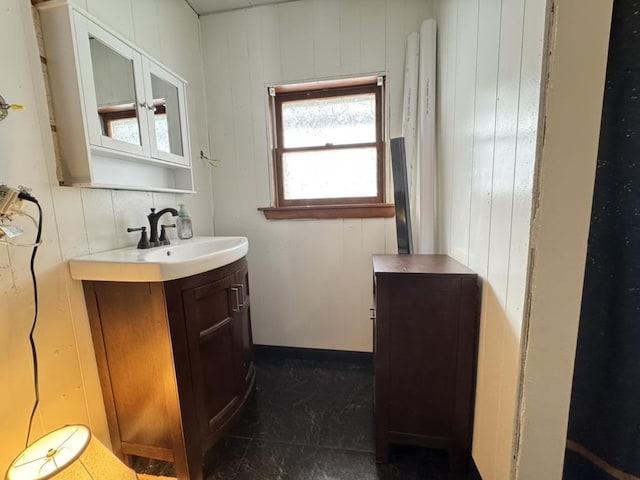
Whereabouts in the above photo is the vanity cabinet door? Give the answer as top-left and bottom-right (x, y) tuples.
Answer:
(234, 263), (254, 389)
(182, 274), (241, 442)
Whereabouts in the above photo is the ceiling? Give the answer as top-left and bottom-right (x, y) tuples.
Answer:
(186, 0), (294, 15)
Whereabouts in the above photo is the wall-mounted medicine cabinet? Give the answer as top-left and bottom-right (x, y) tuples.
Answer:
(37, 2), (194, 193)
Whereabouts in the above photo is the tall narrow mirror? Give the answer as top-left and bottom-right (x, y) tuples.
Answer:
(89, 36), (141, 146)
(151, 74), (183, 156)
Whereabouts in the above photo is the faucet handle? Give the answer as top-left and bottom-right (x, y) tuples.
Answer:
(127, 226), (151, 249)
(159, 224), (176, 245)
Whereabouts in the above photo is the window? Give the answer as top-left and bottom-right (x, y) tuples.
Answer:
(261, 77), (394, 220)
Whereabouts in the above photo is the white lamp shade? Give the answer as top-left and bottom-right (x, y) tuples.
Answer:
(5, 425), (138, 480)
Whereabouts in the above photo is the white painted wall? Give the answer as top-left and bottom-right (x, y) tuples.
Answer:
(0, 0), (212, 473)
(199, 0), (433, 352)
(434, 0), (547, 478)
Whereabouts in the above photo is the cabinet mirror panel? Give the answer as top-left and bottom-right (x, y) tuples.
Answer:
(151, 73), (183, 156)
(89, 35), (141, 146)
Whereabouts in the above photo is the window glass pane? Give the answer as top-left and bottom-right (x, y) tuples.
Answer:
(109, 118), (140, 145)
(282, 94), (376, 148)
(283, 147), (377, 200)
(154, 114), (170, 153)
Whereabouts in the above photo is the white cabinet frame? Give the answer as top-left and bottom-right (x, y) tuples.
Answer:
(38, 2), (194, 193)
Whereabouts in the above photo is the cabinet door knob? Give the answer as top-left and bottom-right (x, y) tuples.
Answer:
(234, 284), (245, 307)
(139, 101), (156, 112)
(231, 287), (240, 313)
(370, 307), (375, 321)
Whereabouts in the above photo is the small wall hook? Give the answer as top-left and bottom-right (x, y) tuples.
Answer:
(200, 150), (222, 167)
(0, 94), (25, 122)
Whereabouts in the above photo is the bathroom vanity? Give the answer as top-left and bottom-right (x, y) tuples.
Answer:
(372, 254), (479, 473)
(74, 243), (253, 480)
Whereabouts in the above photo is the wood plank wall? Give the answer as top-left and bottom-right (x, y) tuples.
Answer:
(199, 0), (433, 353)
(434, 0), (547, 478)
(0, 0), (212, 473)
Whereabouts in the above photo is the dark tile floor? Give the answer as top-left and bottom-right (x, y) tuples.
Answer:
(135, 353), (463, 480)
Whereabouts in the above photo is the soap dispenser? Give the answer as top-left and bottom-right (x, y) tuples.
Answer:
(177, 204), (193, 239)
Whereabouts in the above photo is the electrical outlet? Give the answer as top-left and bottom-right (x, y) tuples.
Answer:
(0, 185), (20, 216)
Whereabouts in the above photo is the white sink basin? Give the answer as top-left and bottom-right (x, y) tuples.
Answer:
(69, 236), (248, 282)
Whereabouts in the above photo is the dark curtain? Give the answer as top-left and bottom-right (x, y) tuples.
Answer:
(564, 0), (640, 478)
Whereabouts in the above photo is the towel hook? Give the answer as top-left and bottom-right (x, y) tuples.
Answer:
(0, 94), (25, 122)
(200, 150), (222, 167)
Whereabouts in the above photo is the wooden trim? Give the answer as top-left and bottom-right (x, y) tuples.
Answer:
(273, 75), (379, 93)
(276, 84), (379, 103)
(281, 195), (382, 207)
(97, 103), (136, 114)
(274, 88), (285, 203)
(119, 442), (174, 462)
(278, 141), (378, 153)
(259, 203), (395, 220)
(100, 105), (166, 137)
(375, 83), (384, 202)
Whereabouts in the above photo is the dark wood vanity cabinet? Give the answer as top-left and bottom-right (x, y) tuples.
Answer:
(372, 255), (479, 473)
(83, 257), (255, 480)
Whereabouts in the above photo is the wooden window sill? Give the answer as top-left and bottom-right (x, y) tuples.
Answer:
(259, 204), (395, 220)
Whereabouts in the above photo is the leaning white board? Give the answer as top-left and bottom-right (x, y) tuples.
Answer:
(417, 19), (437, 254)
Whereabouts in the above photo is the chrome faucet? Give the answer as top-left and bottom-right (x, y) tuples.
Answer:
(147, 207), (178, 246)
